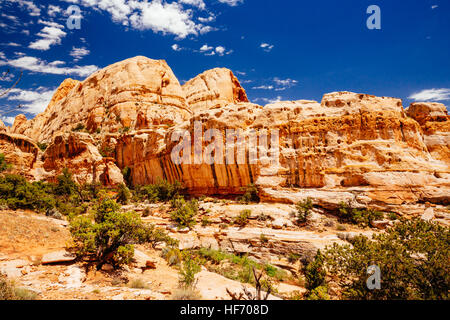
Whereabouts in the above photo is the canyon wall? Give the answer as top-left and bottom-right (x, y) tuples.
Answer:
(2, 56), (449, 209)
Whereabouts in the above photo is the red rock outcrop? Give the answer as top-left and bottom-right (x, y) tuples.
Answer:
(182, 68), (248, 114)
(0, 132), (39, 178)
(14, 56), (192, 142)
(40, 132), (123, 186)
(406, 102), (450, 165)
(2, 56), (449, 209)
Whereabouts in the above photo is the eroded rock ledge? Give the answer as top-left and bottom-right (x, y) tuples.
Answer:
(1, 56), (448, 210)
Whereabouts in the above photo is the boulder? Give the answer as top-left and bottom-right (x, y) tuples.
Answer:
(41, 250), (76, 264)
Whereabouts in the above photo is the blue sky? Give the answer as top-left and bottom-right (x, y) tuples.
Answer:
(0, 0), (449, 124)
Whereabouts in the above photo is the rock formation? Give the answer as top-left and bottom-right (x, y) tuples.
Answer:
(182, 67), (248, 113)
(39, 132), (123, 186)
(0, 132), (39, 178)
(1, 55), (449, 210)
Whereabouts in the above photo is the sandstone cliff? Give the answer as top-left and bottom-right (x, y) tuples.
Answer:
(182, 67), (249, 114)
(1, 56), (449, 211)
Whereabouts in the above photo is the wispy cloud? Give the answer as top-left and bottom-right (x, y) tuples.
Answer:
(255, 96), (283, 104)
(0, 54), (98, 77)
(28, 20), (66, 51)
(218, 0), (244, 6)
(61, 0), (215, 39)
(4, 87), (56, 114)
(70, 47), (90, 62)
(260, 43), (274, 52)
(409, 88), (450, 101)
(6, 0), (41, 17)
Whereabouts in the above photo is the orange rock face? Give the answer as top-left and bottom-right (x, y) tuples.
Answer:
(1, 56), (449, 209)
(13, 56), (191, 142)
(40, 132), (123, 186)
(183, 68), (249, 113)
(0, 132), (39, 178)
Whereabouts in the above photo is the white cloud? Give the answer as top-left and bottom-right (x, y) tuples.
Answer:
(171, 44), (182, 51)
(252, 85), (274, 90)
(215, 46), (226, 55)
(431, 5), (439, 9)
(7, 0), (41, 17)
(1, 42), (21, 47)
(179, 0), (206, 10)
(260, 43), (274, 52)
(64, 0), (214, 39)
(0, 116), (16, 125)
(218, 0), (244, 6)
(28, 20), (67, 51)
(48, 5), (63, 17)
(199, 44), (232, 56)
(5, 87), (56, 114)
(273, 78), (298, 90)
(409, 88), (450, 101)
(0, 55), (98, 77)
(200, 44), (213, 52)
(255, 96), (283, 104)
(1, 13), (19, 24)
(198, 15), (215, 23)
(70, 47), (90, 61)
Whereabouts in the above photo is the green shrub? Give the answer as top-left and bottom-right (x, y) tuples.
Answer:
(72, 123), (85, 132)
(129, 278), (149, 289)
(179, 254), (201, 289)
(260, 233), (269, 244)
(233, 209), (251, 227)
(338, 202), (384, 227)
(122, 166), (132, 187)
(171, 287), (202, 300)
(137, 180), (183, 203)
(162, 247), (183, 266)
(170, 197), (198, 229)
(0, 274), (15, 300)
(69, 198), (173, 269)
(54, 168), (78, 197)
(0, 153), (10, 172)
(307, 285), (330, 300)
(0, 174), (56, 212)
(37, 142), (48, 151)
(201, 217), (212, 227)
(304, 250), (326, 290)
(99, 145), (115, 158)
(0, 274), (38, 300)
(238, 184), (260, 204)
(293, 198), (313, 224)
(323, 218), (450, 300)
(116, 183), (131, 204)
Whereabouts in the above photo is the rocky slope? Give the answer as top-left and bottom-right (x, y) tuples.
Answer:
(1, 55), (449, 210)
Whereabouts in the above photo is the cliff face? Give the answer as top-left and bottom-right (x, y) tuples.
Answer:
(182, 68), (249, 114)
(0, 132), (39, 178)
(12, 56), (191, 142)
(2, 56), (449, 209)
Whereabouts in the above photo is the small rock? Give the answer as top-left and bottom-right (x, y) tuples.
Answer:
(46, 208), (63, 220)
(178, 227), (190, 234)
(272, 218), (293, 229)
(145, 261), (156, 269)
(272, 219), (284, 229)
(102, 264), (114, 272)
(370, 220), (390, 229)
(42, 250), (76, 264)
(421, 208), (435, 221)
